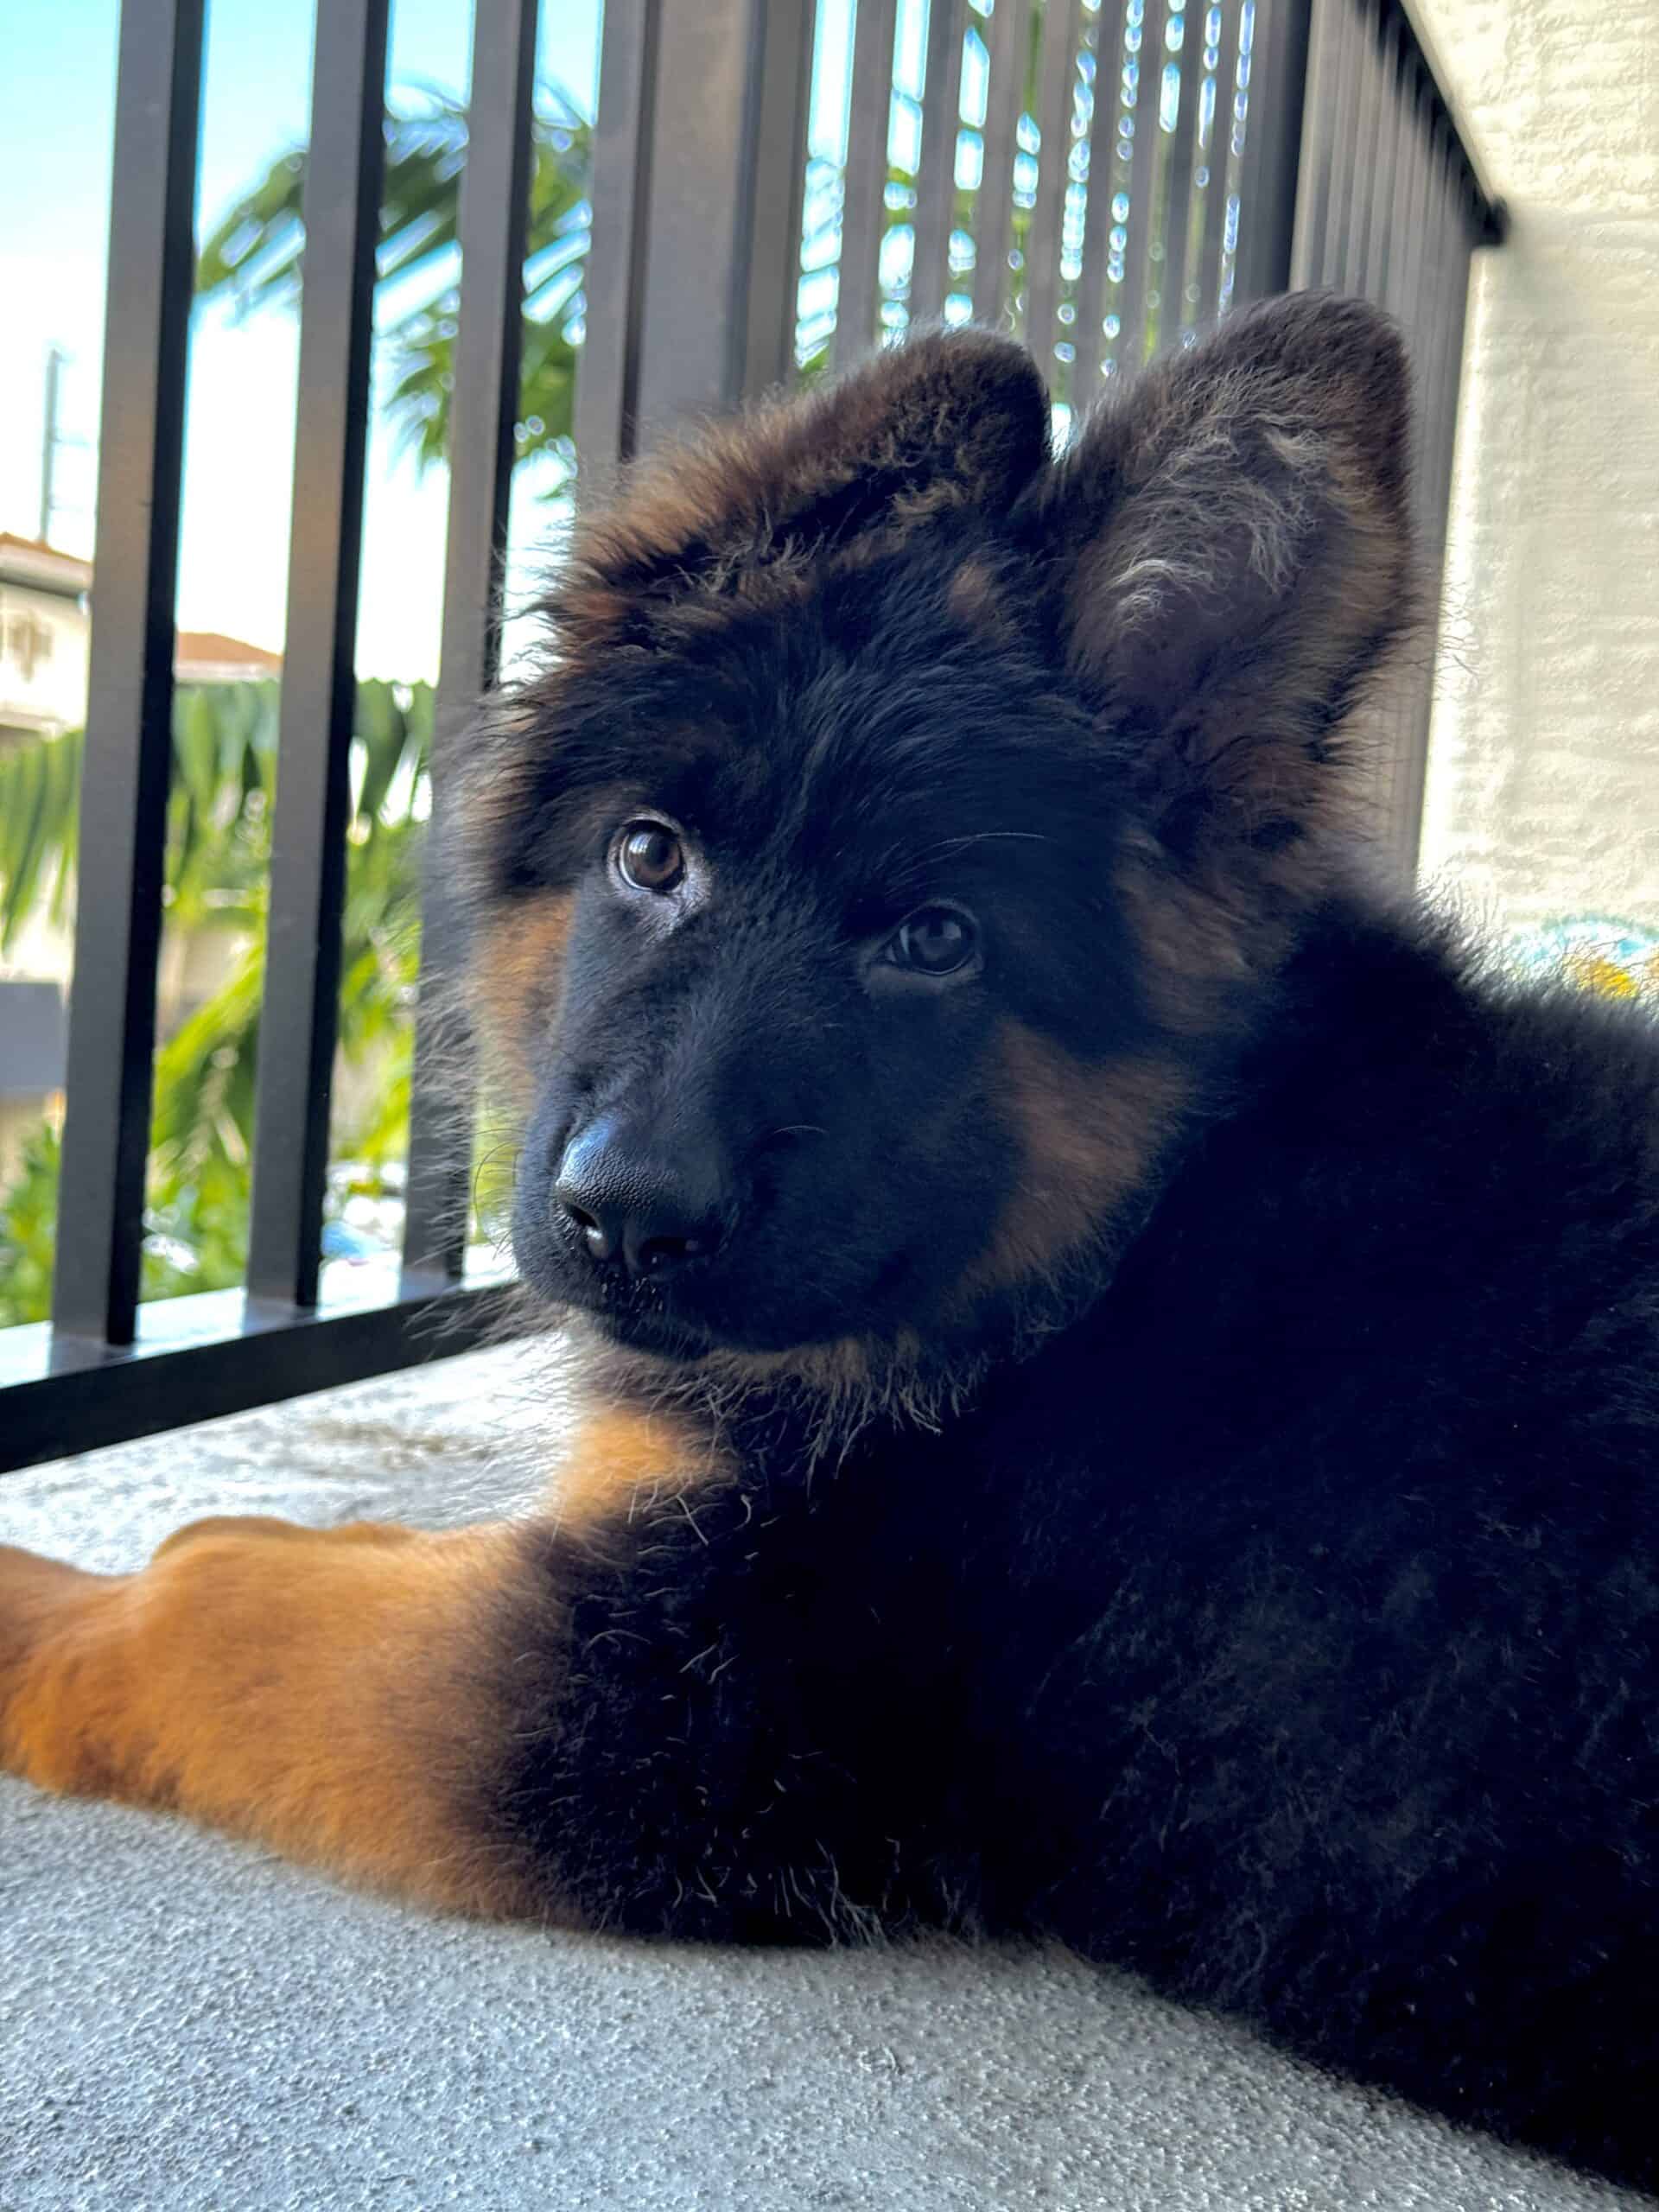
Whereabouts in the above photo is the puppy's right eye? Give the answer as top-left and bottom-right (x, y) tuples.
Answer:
(614, 821), (685, 893)
(884, 905), (980, 977)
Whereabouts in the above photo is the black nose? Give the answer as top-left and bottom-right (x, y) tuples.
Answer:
(553, 1117), (730, 1280)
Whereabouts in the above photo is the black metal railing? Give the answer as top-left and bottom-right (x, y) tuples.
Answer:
(0, 0), (1497, 1473)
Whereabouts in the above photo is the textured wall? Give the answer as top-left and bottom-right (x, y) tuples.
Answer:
(1416, 0), (1659, 936)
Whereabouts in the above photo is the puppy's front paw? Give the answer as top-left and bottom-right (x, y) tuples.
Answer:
(0, 1544), (112, 1774)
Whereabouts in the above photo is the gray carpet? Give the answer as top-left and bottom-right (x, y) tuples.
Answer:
(1, 1344), (1646, 2211)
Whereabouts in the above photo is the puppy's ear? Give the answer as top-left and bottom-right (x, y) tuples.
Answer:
(568, 331), (1051, 622)
(1038, 293), (1414, 881)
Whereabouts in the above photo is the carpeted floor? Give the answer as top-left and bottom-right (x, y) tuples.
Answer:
(1, 1344), (1646, 2210)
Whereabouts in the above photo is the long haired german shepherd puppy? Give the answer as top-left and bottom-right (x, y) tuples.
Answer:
(4, 295), (1658, 2190)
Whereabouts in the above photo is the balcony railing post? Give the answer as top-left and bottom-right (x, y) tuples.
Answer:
(836, 0), (901, 363)
(49, 0), (205, 1350)
(970, 0), (1033, 333)
(401, 0), (541, 1286)
(1026, 0), (1087, 384)
(599, 0), (814, 441)
(1194, 0), (1244, 325)
(1115, 0), (1167, 378)
(244, 0), (391, 1311)
(1233, 0), (1314, 305)
(575, 0), (664, 474)
(1072, 0), (1128, 397)
(911, 0), (968, 324)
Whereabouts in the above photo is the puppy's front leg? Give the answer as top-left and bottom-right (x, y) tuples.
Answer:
(0, 1514), (549, 1916)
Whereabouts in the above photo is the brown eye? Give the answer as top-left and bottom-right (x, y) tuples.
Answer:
(887, 906), (978, 977)
(615, 820), (685, 893)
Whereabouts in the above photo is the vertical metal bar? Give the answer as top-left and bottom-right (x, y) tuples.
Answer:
(1116, 0), (1169, 373)
(245, 0), (391, 1310)
(741, 0), (816, 391)
(401, 0), (539, 1286)
(1405, 114), (1450, 543)
(1230, 0), (1274, 299)
(574, 0), (662, 474)
(972, 0), (1033, 327)
(912, 0), (968, 321)
(1317, 0), (1363, 284)
(51, 0), (205, 1345)
(1194, 0), (1243, 322)
(1071, 0), (1127, 396)
(633, 0), (815, 434)
(1376, 98), (1437, 864)
(1287, 0), (1338, 290)
(1025, 0), (1086, 380)
(1391, 263), (1470, 880)
(838, 0), (901, 360)
(1362, 10), (1403, 302)
(1423, 146), (1471, 580)
(1334, 0), (1379, 290)
(1388, 130), (1470, 881)
(1160, 0), (1205, 344)
(1348, 1), (1386, 292)
(1232, 0), (1313, 303)
(1385, 57), (1426, 327)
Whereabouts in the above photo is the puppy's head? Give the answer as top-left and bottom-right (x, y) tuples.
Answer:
(461, 296), (1412, 1381)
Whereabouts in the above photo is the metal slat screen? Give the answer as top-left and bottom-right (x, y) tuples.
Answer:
(1289, 0), (1490, 875)
(816, 0), (1311, 415)
(0, 0), (1496, 1473)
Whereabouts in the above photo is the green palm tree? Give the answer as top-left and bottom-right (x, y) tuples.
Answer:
(0, 683), (433, 1325)
(198, 85), (593, 480)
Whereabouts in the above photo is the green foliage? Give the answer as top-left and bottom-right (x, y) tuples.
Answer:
(0, 680), (433, 1326)
(0, 1124), (60, 1330)
(0, 727), (83, 955)
(196, 87), (592, 483)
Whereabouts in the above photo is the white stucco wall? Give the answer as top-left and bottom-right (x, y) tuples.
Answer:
(1415, 0), (1659, 938)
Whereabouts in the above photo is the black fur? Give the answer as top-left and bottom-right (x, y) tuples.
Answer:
(469, 299), (1659, 2190)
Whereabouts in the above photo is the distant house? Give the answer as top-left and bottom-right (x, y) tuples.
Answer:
(1, 536), (283, 747)
(0, 534), (92, 746)
(174, 632), (284, 686)
(0, 556), (284, 1173)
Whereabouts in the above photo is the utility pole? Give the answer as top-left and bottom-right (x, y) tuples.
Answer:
(39, 344), (69, 545)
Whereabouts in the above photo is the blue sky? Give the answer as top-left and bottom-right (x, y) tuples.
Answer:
(0, 0), (606, 682)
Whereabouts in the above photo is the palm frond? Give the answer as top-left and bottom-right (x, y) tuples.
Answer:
(196, 87), (594, 477)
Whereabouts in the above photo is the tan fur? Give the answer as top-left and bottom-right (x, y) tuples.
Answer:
(0, 1522), (543, 1916)
(548, 1403), (732, 1541)
(945, 556), (1024, 645)
(471, 888), (574, 1103)
(966, 1023), (1187, 1294)
(0, 1408), (742, 1907)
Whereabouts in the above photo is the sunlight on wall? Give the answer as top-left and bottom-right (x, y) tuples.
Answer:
(1419, 0), (1659, 939)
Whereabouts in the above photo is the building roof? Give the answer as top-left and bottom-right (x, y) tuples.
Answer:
(174, 631), (284, 677)
(0, 533), (93, 598)
(0, 538), (283, 676)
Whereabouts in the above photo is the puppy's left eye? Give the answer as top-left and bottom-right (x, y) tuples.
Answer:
(614, 820), (685, 893)
(885, 906), (979, 977)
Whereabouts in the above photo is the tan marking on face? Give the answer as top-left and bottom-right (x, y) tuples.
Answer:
(548, 1404), (732, 1544)
(966, 1022), (1187, 1294)
(1111, 841), (1259, 1039)
(471, 889), (575, 1103)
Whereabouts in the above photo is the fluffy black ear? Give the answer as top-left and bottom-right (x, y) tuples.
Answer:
(559, 331), (1051, 641)
(1035, 293), (1414, 881)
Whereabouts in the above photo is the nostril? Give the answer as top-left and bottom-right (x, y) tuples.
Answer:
(555, 1190), (618, 1264)
(633, 1231), (712, 1277)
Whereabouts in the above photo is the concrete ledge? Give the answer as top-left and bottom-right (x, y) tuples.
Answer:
(1, 1345), (1644, 2209)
